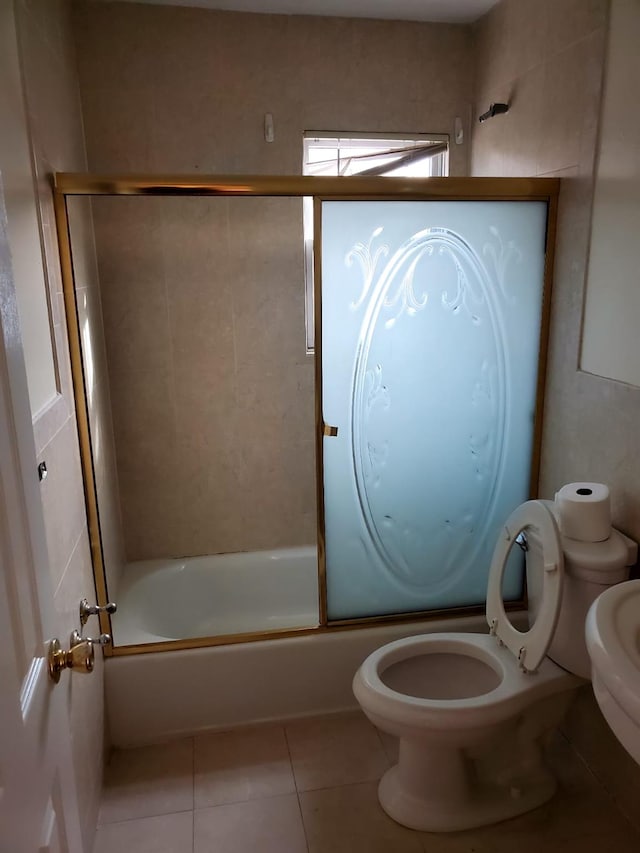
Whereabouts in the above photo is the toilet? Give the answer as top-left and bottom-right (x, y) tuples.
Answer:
(353, 499), (636, 832)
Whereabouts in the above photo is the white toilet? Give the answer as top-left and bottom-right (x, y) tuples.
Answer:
(353, 499), (636, 832)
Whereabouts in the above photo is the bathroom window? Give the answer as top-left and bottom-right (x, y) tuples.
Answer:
(303, 132), (449, 352)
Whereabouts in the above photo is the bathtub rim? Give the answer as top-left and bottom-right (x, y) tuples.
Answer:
(106, 600), (529, 656)
(107, 544), (522, 656)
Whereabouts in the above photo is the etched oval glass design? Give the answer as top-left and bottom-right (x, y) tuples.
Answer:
(351, 228), (506, 597)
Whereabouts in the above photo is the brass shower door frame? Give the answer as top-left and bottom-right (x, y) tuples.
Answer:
(53, 173), (559, 657)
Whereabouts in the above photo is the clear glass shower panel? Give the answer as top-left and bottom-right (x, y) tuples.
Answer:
(69, 194), (318, 648)
(321, 200), (548, 620)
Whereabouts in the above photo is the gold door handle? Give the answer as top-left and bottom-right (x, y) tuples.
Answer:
(47, 637), (94, 684)
(323, 423), (339, 437)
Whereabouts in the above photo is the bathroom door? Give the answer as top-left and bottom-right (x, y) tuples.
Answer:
(0, 185), (83, 852)
(319, 199), (549, 622)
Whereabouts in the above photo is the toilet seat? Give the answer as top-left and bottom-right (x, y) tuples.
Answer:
(486, 500), (564, 673)
(354, 632), (579, 734)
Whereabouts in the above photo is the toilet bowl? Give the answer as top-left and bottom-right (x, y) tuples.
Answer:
(353, 499), (636, 832)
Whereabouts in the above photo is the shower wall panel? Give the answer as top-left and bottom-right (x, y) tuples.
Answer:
(72, 0), (474, 560)
(71, 3), (472, 178)
(92, 195), (314, 560)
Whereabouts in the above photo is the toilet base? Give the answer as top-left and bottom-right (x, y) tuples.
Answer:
(352, 631), (582, 832)
(378, 762), (557, 832)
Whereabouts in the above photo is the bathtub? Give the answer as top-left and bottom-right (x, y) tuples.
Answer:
(105, 544), (511, 747)
(113, 545), (319, 646)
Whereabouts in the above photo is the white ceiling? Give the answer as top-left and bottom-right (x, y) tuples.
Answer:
(106, 0), (499, 24)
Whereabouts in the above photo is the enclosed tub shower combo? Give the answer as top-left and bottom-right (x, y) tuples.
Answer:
(54, 174), (586, 784)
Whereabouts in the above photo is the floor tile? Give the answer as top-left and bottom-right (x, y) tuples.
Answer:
(376, 729), (399, 764)
(93, 718), (640, 853)
(194, 725), (295, 808)
(99, 738), (194, 824)
(419, 817), (640, 853)
(299, 781), (423, 853)
(193, 794), (307, 853)
(285, 712), (389, 792)
(93, 811), (193, 853)
(418, 734), (640, 853)
(534, 733), (637, 839)
(548, 730), (604, 795)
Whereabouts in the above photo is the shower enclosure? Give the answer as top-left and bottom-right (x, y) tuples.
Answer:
(54, 175), (558, 656)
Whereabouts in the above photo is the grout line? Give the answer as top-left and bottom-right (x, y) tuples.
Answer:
(191, 736), (196, 853)
(226, 199), (239, 382)
(559, 730), (640, 837)
(98, 807), (194, 827)
(52, 527), (86, 599)
(283, 725), (310, 853)
(193, 789), (303, 813)
(292, 776), (385, 797)
(373, 725), (394, 768)
(158, 199), (180, 465)
(36, 398), (71, 455)
(282, 724), (298, 792)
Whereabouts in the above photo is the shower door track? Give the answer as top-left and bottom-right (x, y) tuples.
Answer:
(53, 173), (559, 657)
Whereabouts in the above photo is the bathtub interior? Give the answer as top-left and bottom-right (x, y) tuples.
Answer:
(112, 545), (320, 646)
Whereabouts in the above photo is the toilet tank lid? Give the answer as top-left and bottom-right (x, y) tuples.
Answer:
(562, 528), (637, 582)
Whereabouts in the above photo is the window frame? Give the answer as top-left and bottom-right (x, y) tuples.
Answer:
(303, 131), (450, 353)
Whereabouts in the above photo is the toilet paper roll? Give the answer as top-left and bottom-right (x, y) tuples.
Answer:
(554, 482), (611, 542)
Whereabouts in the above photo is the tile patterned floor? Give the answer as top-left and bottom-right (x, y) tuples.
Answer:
(93, 711), (640, 853)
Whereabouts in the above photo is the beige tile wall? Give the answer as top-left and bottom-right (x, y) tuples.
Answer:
(472, 0), (640, 830)
(90, 194), (316, 559)
(72, 1), (473, 561)
(13, 0), (123, 847)
(67, 196), (126, 604)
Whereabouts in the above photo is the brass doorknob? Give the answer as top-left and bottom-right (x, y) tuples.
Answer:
(47, 637), (94, 684)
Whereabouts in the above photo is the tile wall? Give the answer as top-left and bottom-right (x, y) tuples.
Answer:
(71, 1), (473, 561)
(90, 194), (315, 559)
(472, 0), (640, 831)
(66, 195), (126, 603)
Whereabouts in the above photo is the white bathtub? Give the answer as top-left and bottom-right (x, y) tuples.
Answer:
(113, 545), (319, 646)
(105, 544), (513, 747)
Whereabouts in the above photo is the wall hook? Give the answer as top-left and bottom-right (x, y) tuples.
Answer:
(479, 103), (509, 123)
(264, 113), (275, 143)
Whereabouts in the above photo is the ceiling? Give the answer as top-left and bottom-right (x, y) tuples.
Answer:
(105, 0), (499, 24)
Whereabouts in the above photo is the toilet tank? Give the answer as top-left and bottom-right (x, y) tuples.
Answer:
(546, 529), (637, 679)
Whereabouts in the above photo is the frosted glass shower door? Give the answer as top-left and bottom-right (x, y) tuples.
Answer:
(320, 201), (548, 621)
